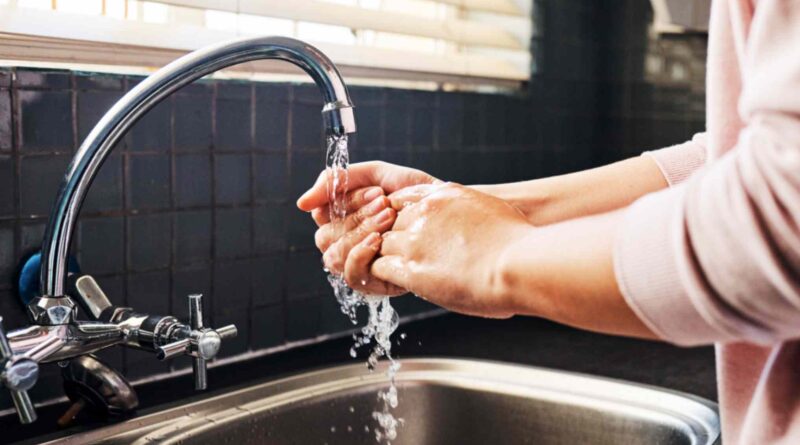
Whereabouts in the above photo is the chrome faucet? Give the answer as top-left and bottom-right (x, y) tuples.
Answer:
(1, 36), (356, 424)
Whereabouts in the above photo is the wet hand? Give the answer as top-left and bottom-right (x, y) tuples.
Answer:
(298, 161), (439, 295)
(305, 185), (402, 295)
(372, 183), (533, 318)
(297, 161), (440, 215)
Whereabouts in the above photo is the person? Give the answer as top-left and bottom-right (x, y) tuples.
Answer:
(297, 1), (800, 443)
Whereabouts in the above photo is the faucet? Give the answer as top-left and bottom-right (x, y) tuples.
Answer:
(1, 36), (356, 424)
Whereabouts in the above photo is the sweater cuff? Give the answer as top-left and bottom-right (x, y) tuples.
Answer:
(614, 186), (722, 346)
(643, 134), (707, 186)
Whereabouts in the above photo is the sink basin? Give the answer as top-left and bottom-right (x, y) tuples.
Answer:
(43, 358), (720, 445)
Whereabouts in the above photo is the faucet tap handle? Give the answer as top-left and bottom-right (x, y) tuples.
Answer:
(187, 293), (208, 390)
(0, 317), (39, 424)
(68, 274), (113, 320)
(155, 294), (237, 391)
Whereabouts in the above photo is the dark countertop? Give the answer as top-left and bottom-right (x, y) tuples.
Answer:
(4, 314), (717, 444)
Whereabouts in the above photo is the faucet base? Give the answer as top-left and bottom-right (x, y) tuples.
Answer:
(27, 297), (76, 326)
(17, 252), (81, 306)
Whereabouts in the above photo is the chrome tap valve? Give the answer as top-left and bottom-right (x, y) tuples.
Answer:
(0, 317), (65, 423)
(156, 294), (237, 390)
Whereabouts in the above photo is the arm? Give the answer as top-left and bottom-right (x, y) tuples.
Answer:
(299, 134), (706, 228)
(492, 209), (655, 339)
(612, 2), (800, 346)
(473, 134), (707, 226)
(370, 6), (800, 343)
(370, 184), (656, 338)
(472, 156), (668, 226)
(501, 3), (800, 346)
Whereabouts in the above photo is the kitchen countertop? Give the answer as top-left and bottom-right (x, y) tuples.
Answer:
(5, 313), (717, 444)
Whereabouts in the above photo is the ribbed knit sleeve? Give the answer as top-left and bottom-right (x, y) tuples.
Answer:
(615, 1), (800, 346)
(643, 133), (707, 186)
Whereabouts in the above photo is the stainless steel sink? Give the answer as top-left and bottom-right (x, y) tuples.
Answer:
(43, 358), (720, 445)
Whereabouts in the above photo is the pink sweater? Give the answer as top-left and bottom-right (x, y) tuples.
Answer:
(614, 1), (800, 443)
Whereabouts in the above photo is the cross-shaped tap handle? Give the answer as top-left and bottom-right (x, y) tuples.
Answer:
(0, 317), (38, 424)
(188, 293), (208, 390)
(155, 294), (237, 391)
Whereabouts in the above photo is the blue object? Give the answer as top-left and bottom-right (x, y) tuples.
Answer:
(17, 252), (81, 305)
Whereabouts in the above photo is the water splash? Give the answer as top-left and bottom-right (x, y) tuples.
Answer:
(325, 134), (403, 443)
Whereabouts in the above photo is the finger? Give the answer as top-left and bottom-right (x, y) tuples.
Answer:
(311, 207), (329, 226)
(393, 202), (423, 231)
(315, 196), (389, 252)
(387, 184), (443, 211)
(371, 255), (412, 293)
(379, 231), (409, 257)
(297, 161), (441, 211)
(323, 208), (396, 274)
(297, 162), (384, 211)
(298, 168), (330, 212)
(310, 186), (384, 227)
(344, 233), (406, 296)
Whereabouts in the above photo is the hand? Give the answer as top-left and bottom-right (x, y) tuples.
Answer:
(370, 183), (533, 318)
(297, 161), (440, 223)
(312, 185), (405, 295)
(298, 161), (439, 295)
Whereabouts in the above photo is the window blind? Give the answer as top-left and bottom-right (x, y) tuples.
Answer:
(0, 0), (531, 87)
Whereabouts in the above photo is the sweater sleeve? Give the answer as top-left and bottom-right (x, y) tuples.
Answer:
(643, 133), (708, 186)
(614, 2), (800, 346)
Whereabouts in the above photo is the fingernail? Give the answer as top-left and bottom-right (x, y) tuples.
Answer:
(365, 197), (386, 215)
(364, 187), (382, 202)
(374, 208), (393, 224)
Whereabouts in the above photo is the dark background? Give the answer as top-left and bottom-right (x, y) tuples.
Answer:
(0, 0), (708, 412)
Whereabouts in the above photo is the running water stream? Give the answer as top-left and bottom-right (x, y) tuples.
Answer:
(325, 134), (403, 443)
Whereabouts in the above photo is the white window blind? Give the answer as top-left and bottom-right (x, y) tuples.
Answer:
(0, 0), (532, 87)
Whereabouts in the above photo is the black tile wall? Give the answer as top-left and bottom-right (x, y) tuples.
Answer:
(0, 155), (15, 217)
(174, 88), (213, 151)
(18, 90), (73, 153)
(254, 153), (288, 202)
(252, 204), (286, 254)
(214, 154), (250, 205)
(250, 304), (284, 349)
(128, 213), (171, 271)
(19, 154), (72, 216)
(174, 210), (212, 265)
(128, 154), (170, 209)
(128, 99), (171, 152)
(174, 153), (212, 208)
(215, 208), (252, 259)
(0, 88), (12, 151)
(0, 0), (708, 411)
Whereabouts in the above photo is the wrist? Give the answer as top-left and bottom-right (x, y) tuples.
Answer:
(486, 223), (539, 316)
(471, 183), (552, 224)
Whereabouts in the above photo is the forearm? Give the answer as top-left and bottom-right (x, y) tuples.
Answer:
(472, 156), (668, 226)
(493, 209), (657, 340)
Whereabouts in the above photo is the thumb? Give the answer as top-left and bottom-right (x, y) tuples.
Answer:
(296, 169), (330, 212)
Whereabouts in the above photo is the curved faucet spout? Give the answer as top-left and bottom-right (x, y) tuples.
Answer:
(40, 36), (355, 299)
